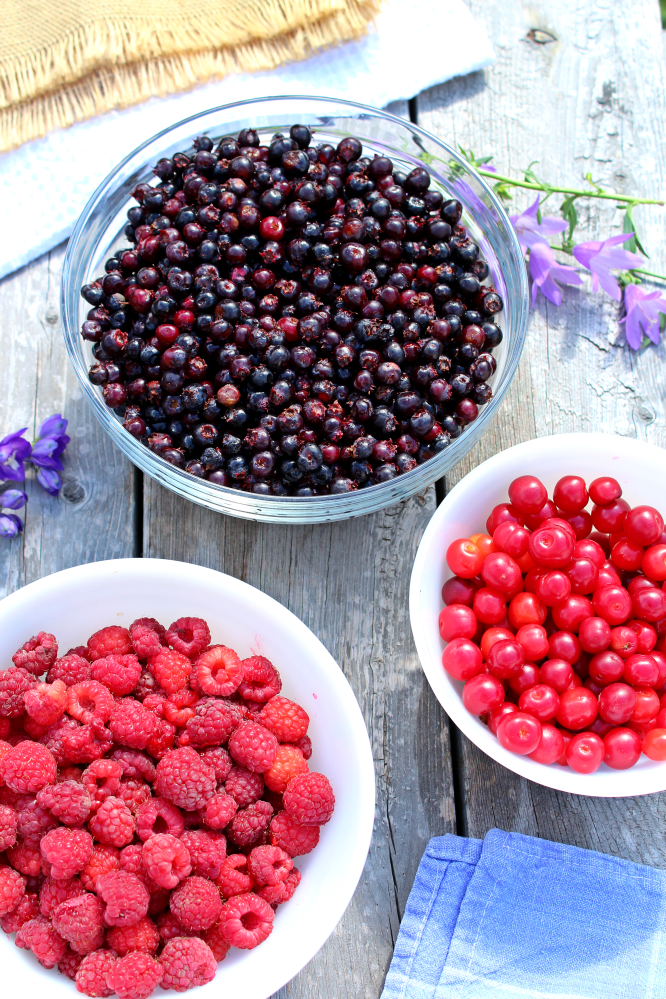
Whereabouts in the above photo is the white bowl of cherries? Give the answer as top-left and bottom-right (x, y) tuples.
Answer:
(410, 432), (666, 797)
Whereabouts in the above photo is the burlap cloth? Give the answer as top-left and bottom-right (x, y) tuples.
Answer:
(0, 0), (381, 152)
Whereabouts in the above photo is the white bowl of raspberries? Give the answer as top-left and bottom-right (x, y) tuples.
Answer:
(410, 432), (666, 797)
(0, 558), (374, 999)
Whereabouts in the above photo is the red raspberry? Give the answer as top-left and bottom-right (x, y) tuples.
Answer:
(203, 792), (237, 830)
(141, 834), (192, 889)
(0, 865), (25, 915)
(106, 916), (159, 956)
(96, 871), (150, 927)
(119, 844), (145, 877)
(258, 696), (309, 742)
(87, 627), (132, 662)
(16, 796), (58, 845)
(156, 911), (194, 942)
(183, 698), (241, 749)
(217, 892), (274, 949)
(15, 915), (68, 968)
(269, 810), (320, 857)
(227, 800), (273, 848)
(166, 617), (211, 659)
(108, 699), (158, 750)
(91, 655), (142, 697)
(109, 749), (156, 783)
(7, 840), (45, 875)
(228, 720), (278, 773)
(159, 937), (216, 992)
(106, 951), (163, 999)
(41, 826), (93, 878)
(256, 867), (301, 905)
(0, 890), (39, 931)
(133, 670), (160, 701)
(224, 765), (264, 806)
(202, 920), (231, 962)
(12, 632), (58, 676)
(155, 748), (216, 811)
(129, 618), (167, 660)
(213, 854), (253, 898)
(142, 693), (167, 718)
(62, 721), (114, 764)
(67, 681), (114, 724)
(80, 845), (121, 891)
(0, 740), (55, 792)
(147, 648), (191, 695)
(0, 667), (34, 718)
(117, 777), (152, 814)
(283, 772), (335, 826)
(163, 689), (198, 727)
(48, 654), (91, 686)
(145, 718), (176, 759)
(75, 948), (117, 996)
(195, 646), (243, 697)
(59, 946), (84, 980)
(0, 802), (17, 849)
(58, 766), (84, 782)
(38, 780), (92, 825)
(263, 744), (309, 793)
(136, 797), (184, 841)
(237, 656), (282, 702)
(24, 679), (67, 726)
(83, 759), (123, 810)
(180, 830), (226, 880)
(247, 844), (293, 886)
(89, 796), (135, 847)
(294, 734), (312, 760)
(169, 875), (222, 931)
(38, 715), (79, 765)
(200, 746), (232, 783)
(52, 892), (105, 954)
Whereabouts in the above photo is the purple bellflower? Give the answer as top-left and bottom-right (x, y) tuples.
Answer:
(30, 413), (70, 473)
(510, 196), (568, 252)
(528, 241), (583, 306)
(36, 468), (62, 496)
(1, 488), (27, 510)
(573, 234), (644, 302)
(0, 513), (22, 538)
(0, 429), (31, 481)
(619, 285), (666, 349)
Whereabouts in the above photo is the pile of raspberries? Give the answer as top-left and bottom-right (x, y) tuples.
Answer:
(0, 618), (335, 998)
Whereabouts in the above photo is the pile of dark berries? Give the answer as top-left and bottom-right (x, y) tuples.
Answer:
(80, 125), (504, 496)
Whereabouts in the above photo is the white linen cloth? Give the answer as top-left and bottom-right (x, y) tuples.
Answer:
(0, 0), (493, 279)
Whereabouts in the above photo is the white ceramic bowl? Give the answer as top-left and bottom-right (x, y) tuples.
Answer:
(0, 558), (375, 999)
(410, 432), (666, 798)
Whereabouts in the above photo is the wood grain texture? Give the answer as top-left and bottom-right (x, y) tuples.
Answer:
(0, 243), (136, 598)
(143, 478), (455, 998)
(418, 0), (666, 863)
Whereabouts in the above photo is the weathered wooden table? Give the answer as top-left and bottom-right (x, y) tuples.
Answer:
(2, 1), (666, 994)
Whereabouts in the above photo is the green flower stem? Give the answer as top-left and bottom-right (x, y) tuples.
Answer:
(477, 168), (665, 207)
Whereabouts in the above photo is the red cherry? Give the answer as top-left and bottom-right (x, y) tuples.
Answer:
(438, 604), (478, 642)
(627, 620), (657, 654)
(485, 503), (524, 535)
(515, 623), (549, 661)
(552, 595), (593, 634)
(441, 638), (483, 681)
(591, 498), (630, 534)
(588, 476), (622, 506)
(492, 522), (530, 559)
(588, 651), (624, 685)
(441, 575), (482, 607)
(598, 682), (636, 723)
(553, 475), (588, 513)
(524, 499), (558, 531)
(578, 617), (611, 655)
(555, 687), (598, 729)
(609, 625), (639, 659)
(631, 586), (666, 623)
(610, 538), (644, 572)
(592, 585), (632, 625)
(623, 654), (659, 686)
(519, 684), (560, 722)
(473, 588), (507, 625)
(630, 686), (660, 723)
(508, 475), (548, 514)
(488, 702), (518, 735)
(642, 728), (666, 761)
(539, 659), (574, 692)
(597, 563), (622, 588)
(624, 506), (664, 547)
(487, 639), (525, 679)
(528, 526), (575, 569)
(539, 517), (577, 543)
(547, 630), (581, 664)
(446, 539), (483, 578)
(481, 552), (523, 595)
(496, 711), (542, 755)
(535, 571), (571, 607)
(462, 674), (504, 715)
(528, 723), (564, 764)
(642, 544), (666, 581)
(508, 592), (546, 630)
(507, 662), (540, 694)
(562, 510), (593, 540)
(602, 727), (641, 770)
(480, 627), (514, 660)
(566, 732), (604, 773)
(573, 539), (606, 567)
(566, 558), (599, 595)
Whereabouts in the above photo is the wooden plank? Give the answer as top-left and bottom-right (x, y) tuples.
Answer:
(417, 0), (666, 864)
(0, 243), (136, 598)
(143, 478), (454, 996)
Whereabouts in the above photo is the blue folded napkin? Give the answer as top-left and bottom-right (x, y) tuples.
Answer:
(381, 829), (666, 999)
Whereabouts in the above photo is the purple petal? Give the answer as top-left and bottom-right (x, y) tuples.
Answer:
(536, 216), (568, 237)
(36, 467), (62, 496)
(0, 428), (29, 448)
(1, 488), (27, 510)
(549, 263), (584, 287)
(624, 308), (643, 350)
(590, 262), (622, 302)
(38, 414), (68, 438)
(572, 241), (602, 270)
(0, 513), (22, 537)
(0, 460), (26, 482)
(529, 242), (556, 282)
(539, 275), (563, 306)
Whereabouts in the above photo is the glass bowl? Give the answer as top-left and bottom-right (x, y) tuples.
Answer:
(61, 95), (529, 524)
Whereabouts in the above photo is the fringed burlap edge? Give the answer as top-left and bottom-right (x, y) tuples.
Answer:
(0, 0), (382, 153)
